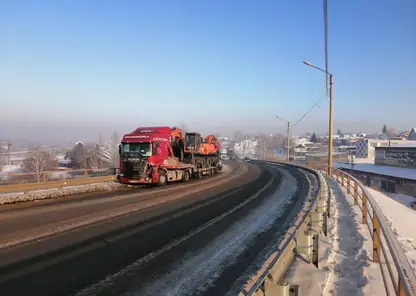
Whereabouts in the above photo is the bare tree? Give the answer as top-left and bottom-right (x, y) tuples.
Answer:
(255, 133), (286, 160)
(98, 133), (105, 145)
(0, 146), (5, 171)
(110, 130), (120, 168)
(71, 142), (87, 169)
(23, 148), (56, 182)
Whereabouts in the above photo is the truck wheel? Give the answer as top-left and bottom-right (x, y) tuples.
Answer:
(206, 157), (212, 167)
(182, 170), (190, 182)
(158, 172), (168, 186)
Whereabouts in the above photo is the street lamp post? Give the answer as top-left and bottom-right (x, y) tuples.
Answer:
(276, 116), (291, 163)
(303, 61), (334, 176)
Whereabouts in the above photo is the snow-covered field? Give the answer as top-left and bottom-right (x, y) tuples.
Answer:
(366, 187), (416, 273)
(1, 164), (22, 173)
(0, 182), (125, 205)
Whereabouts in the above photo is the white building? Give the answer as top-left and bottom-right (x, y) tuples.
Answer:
(355, 139), (416, 159)
(233, 139), (258, 156)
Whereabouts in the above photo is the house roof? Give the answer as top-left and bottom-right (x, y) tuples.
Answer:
(335, 162), (416, 181)
(375, 142), (416, 149)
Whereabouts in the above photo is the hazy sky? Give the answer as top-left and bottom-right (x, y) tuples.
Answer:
(1, 0), (415, 142)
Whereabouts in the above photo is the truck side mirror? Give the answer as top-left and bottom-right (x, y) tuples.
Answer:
(118, 144), (122, 156)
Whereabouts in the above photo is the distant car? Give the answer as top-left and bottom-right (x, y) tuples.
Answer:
(244, 156), (250, 162)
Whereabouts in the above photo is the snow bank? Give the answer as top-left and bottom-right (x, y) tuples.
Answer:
(1, 164), (22, 173)
(0, 165), (24, 181)
(389, 193), (416, 209)
(0, 182), (125, 205)
(322, 178), (385, 296)
(367, 187), (416, 273)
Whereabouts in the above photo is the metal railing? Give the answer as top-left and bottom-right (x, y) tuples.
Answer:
(0, 168), (119, 193)
(240, 160), (328, 296)
(312, 164), (416, 296)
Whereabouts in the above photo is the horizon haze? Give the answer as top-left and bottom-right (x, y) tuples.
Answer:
(1, 0), (415, 144)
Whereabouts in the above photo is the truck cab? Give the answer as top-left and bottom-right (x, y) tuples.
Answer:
(118, 127), (178, 184)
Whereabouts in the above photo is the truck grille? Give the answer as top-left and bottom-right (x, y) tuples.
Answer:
(122, 161), (146, 179)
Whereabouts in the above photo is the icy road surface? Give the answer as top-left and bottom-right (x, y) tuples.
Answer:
(77, 166), (300, 296)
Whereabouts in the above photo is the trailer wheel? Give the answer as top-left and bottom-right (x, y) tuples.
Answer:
(206, 157), (212, 167)
(158, 171), (168, 186)
(182, 170), (190, 182)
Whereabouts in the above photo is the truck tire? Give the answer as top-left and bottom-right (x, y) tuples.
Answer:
(158, 171), (168, 186)
(182, 170), (190, 182)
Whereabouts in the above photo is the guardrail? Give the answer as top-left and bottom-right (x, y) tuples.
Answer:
(313, 164), (416, 296)
(239, 160), (329, 296)
(0, 168), (118, 193)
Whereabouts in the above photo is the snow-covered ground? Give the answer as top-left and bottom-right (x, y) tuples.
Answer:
(322, 179), (385, 296)
(0, 181), (125, 205)
(284, 177), (385, 296)
(1, 164), (22, 173)
(366, 187), (416, 273)
(386, 192), (416, 210)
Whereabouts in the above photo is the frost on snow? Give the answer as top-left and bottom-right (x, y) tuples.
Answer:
(323, 178), (371, 296)
(0, 181), (125, 205)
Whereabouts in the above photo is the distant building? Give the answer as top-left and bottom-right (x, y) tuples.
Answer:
(408, 128), (416, 140)
(375, 143), (416, 169)
(355, 139), (416, 159)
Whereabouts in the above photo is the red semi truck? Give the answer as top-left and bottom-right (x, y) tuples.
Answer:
(117, 126), (223, 186)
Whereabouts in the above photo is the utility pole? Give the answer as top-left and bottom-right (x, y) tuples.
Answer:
(286, 121), (291, 163)
(263, 133), (266, 160)
(328, 74), (334, 175)
(303, 62), (334, 176)
(275, 116), (291, 163)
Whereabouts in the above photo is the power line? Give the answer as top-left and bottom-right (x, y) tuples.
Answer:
(292, 92), (327, 128)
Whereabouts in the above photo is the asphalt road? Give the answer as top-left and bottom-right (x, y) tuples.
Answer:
(0, 161), (316, 296)
(0, 161), (262, 295)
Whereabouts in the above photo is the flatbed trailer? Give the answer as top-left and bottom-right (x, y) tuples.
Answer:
(117, 161), (223, 186)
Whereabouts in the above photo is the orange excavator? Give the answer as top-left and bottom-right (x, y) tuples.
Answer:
(170, 127), (220, 168)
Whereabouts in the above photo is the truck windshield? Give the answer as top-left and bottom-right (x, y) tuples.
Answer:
(122, 143), (152, 157)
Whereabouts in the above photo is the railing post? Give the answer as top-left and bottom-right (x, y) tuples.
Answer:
(341, 172), (344, 187)
(353, 181), (358, 205)
(362, 192), (368, 224)
(312, 234), (319, 268)
(42, 173), (47, 182)
(327, 187), (331, 218)
(372, 214), (381, 263)
(398, 277), (406, 296)
(346, 175), (351, 194)
(84, 169), (88, 177)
